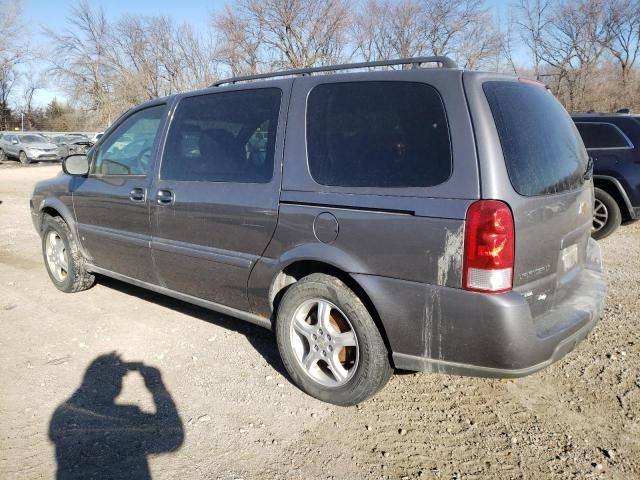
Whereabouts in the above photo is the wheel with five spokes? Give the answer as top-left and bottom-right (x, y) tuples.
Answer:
(276, 273), (392, 406)
(41, 215), (95, 293)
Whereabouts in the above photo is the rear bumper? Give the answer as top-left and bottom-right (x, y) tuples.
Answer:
(392, 305), (599, 377)
(354, 240), (607, 378)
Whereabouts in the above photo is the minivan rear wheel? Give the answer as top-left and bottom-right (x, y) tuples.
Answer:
(592, 187), (621, 240)
(275, 273), (392, 406)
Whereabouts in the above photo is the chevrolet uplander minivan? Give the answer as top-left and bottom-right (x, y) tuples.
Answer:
(31, 57), (607, 405)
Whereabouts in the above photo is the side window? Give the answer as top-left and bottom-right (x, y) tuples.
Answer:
(161, 88), (281, 183)
(575, 122), (632, 149)
(92, 105), (166, 176)
(306, 81), (452, 188)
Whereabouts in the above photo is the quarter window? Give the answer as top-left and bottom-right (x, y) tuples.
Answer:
(92, 105), (166, 176)
(306, 82), (452, 188)
(575, 122), (631, 149)
(484, 81), (588, 196)
(161, 89), (281, 183)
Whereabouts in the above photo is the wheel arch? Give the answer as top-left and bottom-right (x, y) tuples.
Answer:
(38, 199), (75, 232)
(593, 176), (633, 221)
(268, 259), (393, 354)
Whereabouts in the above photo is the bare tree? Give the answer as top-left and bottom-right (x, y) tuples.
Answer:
(352, 0), (501, 69)
(44, 1), (115, 128)
(606, 0), (640, 83)
(0, 0), (28, 129)
(539, 0), (614, 110)
(352, 0), (428, 63)
(212, 0), (352, 73)
(213, 3), (265, 76)
(19, 73), (44, 129)
(513, 0), (554, 79)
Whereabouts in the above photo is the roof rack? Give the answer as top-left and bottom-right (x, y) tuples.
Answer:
(210, 56), (458, 87)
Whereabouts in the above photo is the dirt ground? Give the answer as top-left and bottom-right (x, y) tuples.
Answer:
(0, 163), (639, 480)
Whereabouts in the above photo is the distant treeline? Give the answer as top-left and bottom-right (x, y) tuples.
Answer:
(1, 0), (638, 132)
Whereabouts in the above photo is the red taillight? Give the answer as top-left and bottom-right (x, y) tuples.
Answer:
(463, 200), (514, 293)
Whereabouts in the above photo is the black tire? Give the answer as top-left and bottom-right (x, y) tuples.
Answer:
(275, 273), (392, 406)
(19, 151), (30, 165)
(41, 215), (96, 293)
(592, 187), (621, 240)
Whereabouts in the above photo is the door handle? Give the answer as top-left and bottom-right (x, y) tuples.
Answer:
(156, 189), (175, 205)
(129, 187), (146, 202)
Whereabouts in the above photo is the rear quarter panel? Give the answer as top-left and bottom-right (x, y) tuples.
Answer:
(249, 68), (480, 320)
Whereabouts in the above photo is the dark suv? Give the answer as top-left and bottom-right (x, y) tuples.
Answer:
(31, 57), (607, 405)
(572, 113), (640, 239)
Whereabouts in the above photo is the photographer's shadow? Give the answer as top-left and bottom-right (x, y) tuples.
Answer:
(49, 353), (184, 480)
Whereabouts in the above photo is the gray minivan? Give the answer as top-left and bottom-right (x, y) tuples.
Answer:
(31, 57), (607, 405)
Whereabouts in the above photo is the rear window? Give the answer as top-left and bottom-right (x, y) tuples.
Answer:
(306, 81), (452, 188)
(575, 122), (632, 149)
(484, 81), (588, 196)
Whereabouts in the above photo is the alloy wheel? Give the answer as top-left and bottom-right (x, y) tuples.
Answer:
(593, 198), (608, 233)
(289, 298), (359, 387)
(45, 231), (69, 283)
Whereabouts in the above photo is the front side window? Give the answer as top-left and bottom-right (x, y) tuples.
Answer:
(306, 81), (452, 188)
(575, 122), (632, 149)
(92, 105), (166, 176)
(161, 88), (281, 183)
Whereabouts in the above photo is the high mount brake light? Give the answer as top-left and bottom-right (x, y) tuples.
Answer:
(463, 200), (514, 293)
(518, 77), (546, 88)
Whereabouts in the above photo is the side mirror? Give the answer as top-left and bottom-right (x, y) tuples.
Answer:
(62, 154), (90, 176)
(12, 140), (18, 145)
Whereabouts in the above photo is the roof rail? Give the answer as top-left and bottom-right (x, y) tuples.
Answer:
(210, 56), (458, 87)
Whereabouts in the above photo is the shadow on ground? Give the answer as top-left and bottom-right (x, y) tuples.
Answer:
(96, 276), (288, 378)
(49, 353), (184, 480)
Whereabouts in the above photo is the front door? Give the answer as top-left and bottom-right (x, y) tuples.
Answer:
(150, 86), (288, 311)
(72, 103), (168, 283)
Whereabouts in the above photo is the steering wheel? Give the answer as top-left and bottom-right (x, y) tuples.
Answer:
(135, 146), (152, 174)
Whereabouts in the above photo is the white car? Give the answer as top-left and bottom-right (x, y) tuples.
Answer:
(0, 133), (61, 165)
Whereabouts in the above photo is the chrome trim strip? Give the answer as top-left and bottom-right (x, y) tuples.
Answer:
(78, 223), (149, 247)
(151, 238), (255, 268)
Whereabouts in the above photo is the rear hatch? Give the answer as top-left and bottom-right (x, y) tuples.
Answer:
(479, 78), (593, 324)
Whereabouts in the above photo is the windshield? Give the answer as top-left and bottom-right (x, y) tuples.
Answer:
(20, 135), (47, 144)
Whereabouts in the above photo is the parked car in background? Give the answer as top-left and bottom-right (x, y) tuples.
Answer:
(87, 132), (104, 143)
(51, 134), (93, 159)
(0, 133), (61, 165)
(31, 57), (606, 405)
(572, 112), (640, 239)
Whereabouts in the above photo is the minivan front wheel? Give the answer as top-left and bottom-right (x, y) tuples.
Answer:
(592, 187), (621, 240)
(276, 273), (392, 406)
(41, 215), (95, 292)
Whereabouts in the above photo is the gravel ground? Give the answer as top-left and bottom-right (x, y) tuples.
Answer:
(1, 164), (639, 480)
